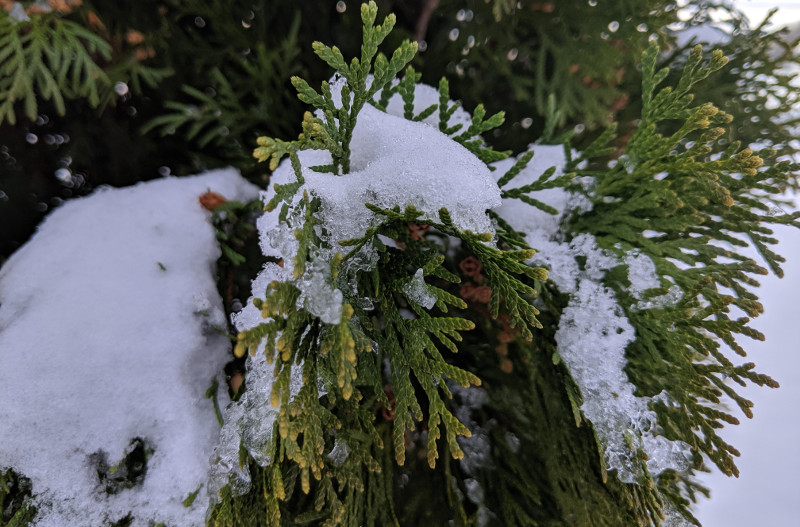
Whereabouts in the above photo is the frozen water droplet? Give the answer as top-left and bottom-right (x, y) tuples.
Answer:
(636, 23), (648, 32)
(26, 133), (38, 144)
(506, 48), (518, 61)
(114, 82), (129, 96)
(159, 166), (172, 176)
(588, 0), (597, 6)
(336, 1), (346, 13)
(608, 21), (619, 32)
(521, 117), (533, 129)
(418, 40), (428, 52)
(456, 9), (466, 21)
(449, 28), (460, 41)
(241, 19), (251, 29)
(55, 168), (72, 184)
(194, 16), (206, 28)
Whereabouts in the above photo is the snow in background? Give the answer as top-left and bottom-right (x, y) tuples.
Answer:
(732, 0), (800, 27)
(0, 169), (259, 526)
(695, 1), (800, 524)
(695, 203), (800, 524)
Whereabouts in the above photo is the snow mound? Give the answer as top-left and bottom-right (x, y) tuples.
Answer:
(254, 83), (501, 324)
(0, 169), (259, 526)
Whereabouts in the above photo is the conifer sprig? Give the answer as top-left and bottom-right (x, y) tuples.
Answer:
(253, 1), (417, 175)
(0, 10), (111, 125)
(569, 41), (800, 479)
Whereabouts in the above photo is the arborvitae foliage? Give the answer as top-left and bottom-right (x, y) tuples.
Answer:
(663, 9), (800, 171)
(565, 40), (799, 514)
(2, 1), (796, 260)
(209, 3), (797, 526)
(212, 6), (550, 524)
(2, 1), (799, 526)
(0, 468), (35, 527)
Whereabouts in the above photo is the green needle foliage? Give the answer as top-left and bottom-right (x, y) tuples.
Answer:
(0, 9), (111, 125)
(259, 2), (418, 175)
(569, 41), (799, 482)
(212, 3), (551, 524)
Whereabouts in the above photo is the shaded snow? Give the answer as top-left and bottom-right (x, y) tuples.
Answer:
(0, 169), (259, 526)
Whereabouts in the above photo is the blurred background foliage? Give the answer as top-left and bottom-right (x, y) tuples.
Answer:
(1, 0), (797, 261)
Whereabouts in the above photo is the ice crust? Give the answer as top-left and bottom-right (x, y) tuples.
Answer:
(209, 262), (304, 499)
(0, 169), (259, 526)
(494, 146), (691, 484)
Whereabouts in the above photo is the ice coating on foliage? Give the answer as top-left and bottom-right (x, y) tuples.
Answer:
(0, 169), (259, 526)
(209, 262), (304, 499)
(403, 268), (436, 309)
(495, 146), (691, 483)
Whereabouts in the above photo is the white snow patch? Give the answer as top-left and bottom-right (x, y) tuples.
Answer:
(0, 169), (259, 526)
(494, 146), (691, 483)
(254, 81), (501, 334)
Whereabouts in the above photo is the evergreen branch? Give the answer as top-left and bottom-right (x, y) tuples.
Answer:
(0, 11), (112, 124)
(568, 42), (796, 478)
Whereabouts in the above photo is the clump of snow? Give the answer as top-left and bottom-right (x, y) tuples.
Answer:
(625, 250), (661, 298)
(312, 102), (500, 239)
(383, 82), (474, 132)
(252, 80), (501, 334)
(0, 169), (259, 526)
(494, 146), (691, 483)
(625, 251), (685, 310)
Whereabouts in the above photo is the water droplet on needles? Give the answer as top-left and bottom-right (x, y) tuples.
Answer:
(506, 48), (518, 61)
(336, 1), (346, 13)
(588, 0), (598, 6)
(449, 28), (460, 41)
(55, 168), (72, 184)
(114, 82), (129, 96)
(26, 133), (38, 144)
(608, 21), (619, 32)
